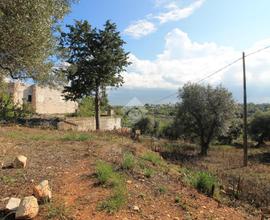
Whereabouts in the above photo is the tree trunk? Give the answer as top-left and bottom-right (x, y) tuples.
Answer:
(200, 140), (209, 156)
(95, 88), (100, 130)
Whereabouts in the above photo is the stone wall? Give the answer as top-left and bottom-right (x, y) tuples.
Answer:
(8, 82), (77, 115)
(33, 86), (77, 115)
(57, 117), (122, 131)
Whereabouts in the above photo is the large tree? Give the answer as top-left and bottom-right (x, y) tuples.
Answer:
(60, 20), (130, 129)
(0, 0), (76, 84)
(175, 83), (236, 156)
(249, 111), (270, 146)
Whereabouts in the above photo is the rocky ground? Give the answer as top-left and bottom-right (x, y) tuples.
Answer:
(0, 126), (262, 220)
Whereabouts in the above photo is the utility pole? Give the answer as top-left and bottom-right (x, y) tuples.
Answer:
(242, 52), (248, 167)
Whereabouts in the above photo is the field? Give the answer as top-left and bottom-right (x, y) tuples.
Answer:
(0, 126), (266, 220)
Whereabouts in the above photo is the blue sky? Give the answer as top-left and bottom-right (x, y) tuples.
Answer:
(62, 0), (270, 105)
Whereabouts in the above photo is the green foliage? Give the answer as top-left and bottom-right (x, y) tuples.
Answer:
(121, 152), (136, 170)
(95, 161), (127, 213)
(0, 82), (34, 121)
(0, 0), (76, 84)
(141, 152), (163, 166)
(218, 118), (242, 145)
(175, 83), (236, 156)
(134, 116), (159, 136)
(60, 20), (130, 129)
(182, 168), (218, 197)
(143, 168), (154, 178)
(77, 96), (95, 117)
(193, 172), (217, 196)
(249, 111), (270, 146)
(95, 161), (115, 185)
(98, 186), (127, 213)
(46, 201), (71, 220)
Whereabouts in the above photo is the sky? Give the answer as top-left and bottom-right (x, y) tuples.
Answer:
(62, 0), (270, 105)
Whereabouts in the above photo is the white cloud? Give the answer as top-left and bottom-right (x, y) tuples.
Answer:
(124, 20), (157, 39)
(156, 0), (205, 24)
(123, 28), (270, 96)
(124, 0), (205, 38)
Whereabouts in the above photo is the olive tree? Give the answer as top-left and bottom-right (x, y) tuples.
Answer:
(175, 83), (236, 156)
(249, 111), (270, 146)
(0, 0), (76, 84)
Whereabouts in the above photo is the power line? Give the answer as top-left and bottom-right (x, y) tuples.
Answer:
(152, 44), (270, 104)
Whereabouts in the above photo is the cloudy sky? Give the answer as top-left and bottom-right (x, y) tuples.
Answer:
(63, 0), (270, 105)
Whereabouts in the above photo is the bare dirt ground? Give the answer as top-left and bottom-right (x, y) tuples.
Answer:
(0, 127), (260, 219)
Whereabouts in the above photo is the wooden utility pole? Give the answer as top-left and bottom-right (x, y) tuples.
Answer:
(242, 52), (248, 167)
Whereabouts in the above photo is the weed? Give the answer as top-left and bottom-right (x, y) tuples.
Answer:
(143, 168), (154, 178)
(1, 175), (16, 185)
(142, 152), (163, 166)
(95, 161), (127, 213)
(157, 185), (167, 194)
(175, 196), (181, 204)
(46, 201), (71, 220)
(98, 186), (127, 213)
(122, 152), (136, 170)
(193, 171), (217, 196)
(95, 161), (114, 185)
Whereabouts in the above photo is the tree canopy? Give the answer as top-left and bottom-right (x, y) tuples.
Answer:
(249, 111), (270, 146)
(175, 83), (236, 156)
(60, 20), (130, 129)
(0, 0), (76, 84)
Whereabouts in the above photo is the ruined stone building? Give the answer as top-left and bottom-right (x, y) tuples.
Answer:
(8, 82), (78, 115)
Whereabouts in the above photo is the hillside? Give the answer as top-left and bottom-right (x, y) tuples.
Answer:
(0, 127), (260, 220)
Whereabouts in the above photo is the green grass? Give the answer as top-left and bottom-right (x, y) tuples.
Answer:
(141, 152), (163, 166)
(46, 201), (71, 220)
(156, 185), (167, 194)
(143, 167), (155, 178)
(0, 175), (17, 184)
(95, 161), (127, 213)
(181, 168), (218, 197)
(1, 129), (93, 142)
(98, 186), (127, 213)
(121, 152), (136, 170)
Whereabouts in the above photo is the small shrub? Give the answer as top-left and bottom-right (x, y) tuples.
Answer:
(98, 186), (127, 213)
(122, 152), (135, 170)
(143, 168), (154, 178)
(156, 185), (167, 194)
(142, 152), (163, 166)
(46, 201), (71, 220)
(175, 196), (181, 204)
(0, 175), (16, 185)
(192, 171), (218, 197)
(95, 161), (114, 185)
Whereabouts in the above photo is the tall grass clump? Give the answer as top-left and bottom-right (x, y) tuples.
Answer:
(141, 152), (163, 166)
(121, 152), (136, 170)
(95, 161), (127, 213)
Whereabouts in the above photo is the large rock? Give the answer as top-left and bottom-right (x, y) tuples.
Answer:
(33, 180), (52, 202)
(6, 198), (21, 211)
(15, 196), (39, 219)
(13, 155), (27, 169)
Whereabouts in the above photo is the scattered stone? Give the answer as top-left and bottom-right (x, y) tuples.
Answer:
(6, 198), (21, 211)
(33, 180), (52, 203)
(13, 155), (27, 169)
(133, 205), (140, 212)
(15, 196), (39, 219)
(126, 180), (132, 184)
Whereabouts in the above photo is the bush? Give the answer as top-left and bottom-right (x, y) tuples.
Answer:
(142, 152), (163, 166)
(143, 168), (154, 178)
(95, 161), (114, 185)
(249, 111), (270, 146)
(95, 161), (127, 213)
(191, 171), (218, 197)
(121, 152), (136, 170)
